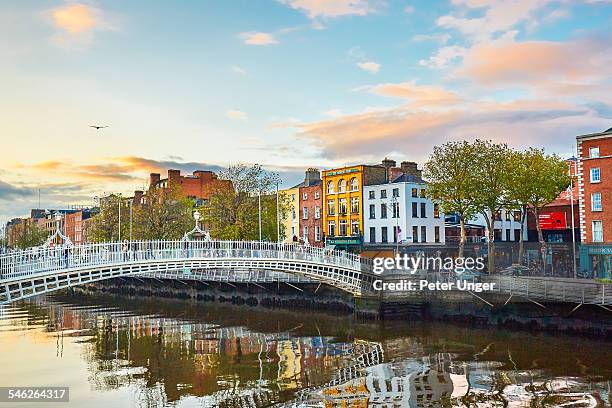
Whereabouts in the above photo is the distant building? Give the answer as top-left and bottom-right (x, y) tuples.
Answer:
(577, 127), (612, 278)
(279, 169), (323, 246)
(64, 209), (97, 245)
(280, 185), (300, 243)
(140, 169), (232, 204)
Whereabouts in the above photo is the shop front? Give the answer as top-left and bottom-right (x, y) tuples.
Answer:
(578, 244), (612, 279)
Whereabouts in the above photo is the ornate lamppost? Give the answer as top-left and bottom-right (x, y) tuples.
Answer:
(43, 212), (73, 248)
(182, 210), (211, 242)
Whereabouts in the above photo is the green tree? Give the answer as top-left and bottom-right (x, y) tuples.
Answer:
(424, 141), (480, 258)
(11, 219), (47, 249)
(88, 194), (130, 242)
(470, 140), (513, 273)
(132, 185), (194, 240)
(203, 164), (289, 241)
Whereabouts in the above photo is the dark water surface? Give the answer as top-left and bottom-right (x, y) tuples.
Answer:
(0, 293), (610, 407)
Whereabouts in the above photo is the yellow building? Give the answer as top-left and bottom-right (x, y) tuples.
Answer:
(280, 186), (300, 243)
(322, 165), (386, 249)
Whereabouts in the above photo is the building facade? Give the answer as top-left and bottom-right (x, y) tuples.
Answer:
(363, 174), (445, 245)
(280, 186), (300, 243)
(298, 169), (323, 247)
(577, 127), (612, 279)
(143, 169), (232, 204)
(322, 164), (387, 249)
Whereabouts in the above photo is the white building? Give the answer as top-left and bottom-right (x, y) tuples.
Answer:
(470, 209), (528, 242)
(363, 174), (445, 245)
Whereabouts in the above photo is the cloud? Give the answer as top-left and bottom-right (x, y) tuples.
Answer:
(48, 3), (115, 46)
(0, 180), (35, 200)
(294, 98), (610, 161)
(239, 31), (279, 45)
(277, 0), (382, 19)
(226, 109), (248, 120)
(412, 33), (451, 44)
(418, 45), (466, 68)
(364, 81), (462, 106)
(455, 34), (612, 87)
(404, 5), (415, 13)
(231, 65), (247, 75)
(357, 61), (381, 73)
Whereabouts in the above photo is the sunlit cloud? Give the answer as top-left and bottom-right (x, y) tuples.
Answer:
(278, 0), (383, 19)
(357, 61), (380, 73)
(231, 65), (247, 75)
(239, 31), (279, 45)
(226, 109), (248, 120)
(48, 2), (115, 47)
(364, 81), (462, 106)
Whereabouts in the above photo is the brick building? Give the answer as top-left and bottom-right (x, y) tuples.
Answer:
(138, 169), (232, 204)
(298, 169), (323, 247)
(577, 127), (612, 278)
(64, 209), (97, 245)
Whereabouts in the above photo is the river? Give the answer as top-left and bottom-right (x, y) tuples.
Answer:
(0, 292), (610, 407)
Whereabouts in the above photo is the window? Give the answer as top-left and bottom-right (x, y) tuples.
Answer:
(326, 181), (335, 194)
(291, 194), (296, 202)
(411, 188), (417, 197)
(339, 220), (347, 236)
(420, 188), (426, 198)
(327, 199), (335, 215)
(303, 192), (308, 200)
(292, 208), (296, 220)
(412, 202), (418, 218)
(302, 207), (308, 219)
(339, 198), (347, 214)
(412, 226), (418, 243)
(433, 204), (440, 218)
(434, 226), (440, 243)
(315, 191), (320, 199)
(350, 197), (359, 213)
(393, 226), (399, 243)
(421, 226), (427, 243)
(369, 227), (376, 243)
(590, 168), (601, 183)
(592, 192), (602, 211)
(505, 211), (511, 221)
(369, 191), (375, 199)
(315, 206), (321, 219)
(392, 201), (399, 218)
(392, 188), (399, 197)
(592, 220), (603, 242)
(351, 221), (360, 236)
(380, 189), (387, 199)
(349, 178), (358, 191)
(338, 179), (346, 193)
(369, 204), (375, 219)
(514, 211), (522, 222)
(514, 229), (521, 241)
(327, 221), (335, 237)
(589, 147), (600, 158)
(494, 211), (502, 221)
(505, 229), (511, 241)
(420, 203), (426, 218)
(494, 229), (502, 241)
(291, 226), (295, 237)
(381, 227), (388, 243)
(303, 226), (308, 241)
(314, 226), (321, 242)
(380, 204), (387, 219)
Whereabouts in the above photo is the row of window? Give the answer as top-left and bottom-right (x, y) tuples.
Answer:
(494, 210), (523, 222)
(292, 206), (322, 220)
(292, 191), (322, 202)
(368, 203), (440, 219)
(327, 220), (360, 237)
(326, 178), (359, 194)
(367, 187), (426, 200)
(327, 197), (359, 215)
(368, 226), (441, 244)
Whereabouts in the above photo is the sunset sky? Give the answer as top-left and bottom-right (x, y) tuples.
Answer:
(1, 0), (611, 222)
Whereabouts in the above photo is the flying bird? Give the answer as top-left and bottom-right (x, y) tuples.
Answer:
(90, 125), (108, 130)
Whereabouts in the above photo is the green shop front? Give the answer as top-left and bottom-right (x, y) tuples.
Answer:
(579, 244), (612, 279)
(325, 236), (363, 253)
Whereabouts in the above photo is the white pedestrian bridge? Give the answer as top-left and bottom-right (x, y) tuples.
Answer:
(0, 240), (376, 304)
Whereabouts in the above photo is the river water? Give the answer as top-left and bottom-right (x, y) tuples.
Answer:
(0, 293), (610, 407)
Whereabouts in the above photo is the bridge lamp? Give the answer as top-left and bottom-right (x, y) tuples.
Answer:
(193, 210), (200, 223)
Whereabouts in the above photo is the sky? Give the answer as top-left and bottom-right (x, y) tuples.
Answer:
(1, 0), (611, 222)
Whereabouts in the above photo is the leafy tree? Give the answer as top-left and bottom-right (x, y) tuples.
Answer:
(132, 185), (194, 240)
(202, 164), (290, 241)
(10, 219), (47, 249)
(470, 140), (513, 273)
(424, 141), (480, 258)
(88, 194), (131, 242)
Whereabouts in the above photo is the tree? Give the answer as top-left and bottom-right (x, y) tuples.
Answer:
(202, 164), (290, 241)
(11, 219), (47, 249)
(520, 149), (571, 268)
(132, 185), (193, 240)
(424, 141), (480, 258)
(88, 194), (130, 242)
(470, 140), (513, 273)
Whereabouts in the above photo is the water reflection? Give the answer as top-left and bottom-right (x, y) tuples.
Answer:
(0, 294), (610, 407)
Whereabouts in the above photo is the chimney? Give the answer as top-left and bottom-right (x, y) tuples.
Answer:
(400, 161), (421, 178)
(304, 168), (321, 186)
(167, 169), (181, 187)
(149, 173), (161, 188)
(381, 158), (396, 182)
(133, 190), (144, 206)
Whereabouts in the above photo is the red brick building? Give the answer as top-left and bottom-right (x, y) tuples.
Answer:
(577, 127), (612, 243)
(297, 169), (323, 247)
(136, 169), (232, 204)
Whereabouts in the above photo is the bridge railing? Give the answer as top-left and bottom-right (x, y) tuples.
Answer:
(0, 240), (362, 281)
